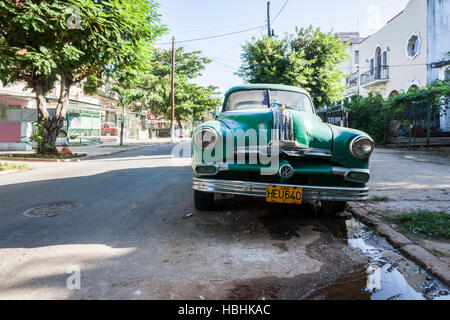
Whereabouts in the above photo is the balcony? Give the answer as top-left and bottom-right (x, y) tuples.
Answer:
(360, 66), (389, 87)
(346, 71), (358, 88)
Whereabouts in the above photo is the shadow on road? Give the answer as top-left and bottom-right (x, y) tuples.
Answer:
(0, 161), (354, 299)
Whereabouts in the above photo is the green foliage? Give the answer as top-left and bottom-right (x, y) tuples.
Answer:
(345, 91), (388, 143)
(238, 26), (349, 107)
(29, 117), (54, 154)
(369, 196), (391, 202)
(391, 210), (449, 238)
(0, 162), (27, 171)
(141, 47), (221, 122)
(112, 85), (146, 113)
(345, 80), (450, 144)
(0, 0), (166, 151)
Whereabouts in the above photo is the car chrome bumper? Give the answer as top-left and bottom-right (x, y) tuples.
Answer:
(192, 178), (369, 201)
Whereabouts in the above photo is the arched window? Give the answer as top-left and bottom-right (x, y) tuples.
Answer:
(375, 47), (382, 79)
(389, 90), (399, 98)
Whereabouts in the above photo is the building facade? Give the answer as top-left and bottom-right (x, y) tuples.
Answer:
(0, 81), (102, 151)
(339, 0), (450, 131)
(0, 79), (153, 150)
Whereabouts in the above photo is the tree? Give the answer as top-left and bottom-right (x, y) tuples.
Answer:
(0, 0), (166, 153)
(111, 86), (145, 146)
(387, 80), (450, 150)
(238, 26), (349, 107)
(140, 47), (221, 136)
(345, 92), (388, 144)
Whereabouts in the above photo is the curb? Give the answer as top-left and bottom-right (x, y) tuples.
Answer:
(0, 169), (20, 176)
(348, 203), (450, 287)
(79, 144), (165, 161)
(0, 144), (161, 163)
(0, 156), (85, 162)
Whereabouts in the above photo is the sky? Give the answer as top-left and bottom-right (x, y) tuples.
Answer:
(155, 0), (410, 97)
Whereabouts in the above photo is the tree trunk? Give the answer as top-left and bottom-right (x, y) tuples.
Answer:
(426, 103), (431, 151)
(177, 119), (183, 138)
(408, 119), (412, 151)
(120, 108), (125, 146)
(42, 74), (71, 154)
(34, 84), (52, 154)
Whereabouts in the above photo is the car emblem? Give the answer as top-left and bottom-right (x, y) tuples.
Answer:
(279, 163), (294, 179)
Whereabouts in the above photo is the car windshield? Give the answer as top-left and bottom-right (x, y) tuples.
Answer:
(224, 89), (314, 113)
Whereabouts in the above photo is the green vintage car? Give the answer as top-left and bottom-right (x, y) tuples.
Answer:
(192, 84), (374, 212)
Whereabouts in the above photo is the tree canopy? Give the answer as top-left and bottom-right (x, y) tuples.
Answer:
(140, 47), (221, 123)
(0, 0), (166, 152)
(238, 26), (349, 107)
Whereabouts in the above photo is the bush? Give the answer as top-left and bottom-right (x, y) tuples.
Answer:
(345, 92), (391, 143)
(391, 210), (449, 238)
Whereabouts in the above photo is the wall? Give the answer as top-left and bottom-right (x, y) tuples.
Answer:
(427, 0), (450, 82)
(0, 122), (21, 142)
(0, 122), (32, 151)
(358, 0), (428, 97)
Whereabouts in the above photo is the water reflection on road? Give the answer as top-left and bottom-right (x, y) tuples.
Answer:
(313, 217), (449, 300)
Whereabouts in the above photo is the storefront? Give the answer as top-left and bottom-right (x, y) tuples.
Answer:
(0, 94), (101, 150)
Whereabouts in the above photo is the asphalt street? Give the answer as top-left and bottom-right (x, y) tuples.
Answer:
(0, 144), (447, 299)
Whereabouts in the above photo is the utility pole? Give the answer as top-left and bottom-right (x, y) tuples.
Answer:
(170, 36), (175, 143)
(267, 1), (271, 37)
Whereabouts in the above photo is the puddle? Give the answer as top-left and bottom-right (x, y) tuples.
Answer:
(310, 217), (449, 300)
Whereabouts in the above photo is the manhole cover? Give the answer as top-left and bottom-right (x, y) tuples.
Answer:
(23, 202), (81, 218)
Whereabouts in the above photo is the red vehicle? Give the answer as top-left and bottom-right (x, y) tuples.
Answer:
(101, 122), (120, 136)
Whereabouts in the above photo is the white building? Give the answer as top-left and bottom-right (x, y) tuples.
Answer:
(338, 0), (450, 131)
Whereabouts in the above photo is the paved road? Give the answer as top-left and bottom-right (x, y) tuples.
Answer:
(0, 145), (446, 299)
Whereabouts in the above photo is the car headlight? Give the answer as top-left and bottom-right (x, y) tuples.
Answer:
(194, 127), (218, 150)
(350, 136), (374, 159)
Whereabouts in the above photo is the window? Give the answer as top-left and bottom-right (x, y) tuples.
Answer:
(0, 104), (7, 121)
(225, 90), (268, 111)
(355, 50), (359, 64)
(370, 59), (374, 75)
(224, 90), (314, 113)
(407, 34), (421, 58)
(269, 90), (314, 113)
(382, 51), (387, 67)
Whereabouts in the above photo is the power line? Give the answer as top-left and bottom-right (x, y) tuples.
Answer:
(272, 0), (289, 24)
(183, 43), (241, 72)
(156, 25), (265, 45)
(169, 21), (265, 35)
(214, 25), (266, 59)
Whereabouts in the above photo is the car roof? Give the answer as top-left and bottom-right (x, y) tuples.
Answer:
(224, 84), (310, 97)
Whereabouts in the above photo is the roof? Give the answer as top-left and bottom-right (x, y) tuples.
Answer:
(225, 84), (310, 97)
(387, 10), (404, 24)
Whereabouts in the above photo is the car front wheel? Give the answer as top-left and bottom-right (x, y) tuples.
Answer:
(193, 190), (214, 211)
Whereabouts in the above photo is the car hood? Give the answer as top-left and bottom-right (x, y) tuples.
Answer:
(218, 108), (333, 150)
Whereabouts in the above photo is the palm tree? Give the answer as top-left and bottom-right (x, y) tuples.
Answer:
(112, 86), (145, 146)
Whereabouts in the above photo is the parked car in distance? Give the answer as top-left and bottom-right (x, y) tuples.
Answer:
(192, 84), (374, 212)
(101, 122), (121, 136)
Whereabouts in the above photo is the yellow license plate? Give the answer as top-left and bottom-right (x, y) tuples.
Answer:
(266, 185), (303, 204)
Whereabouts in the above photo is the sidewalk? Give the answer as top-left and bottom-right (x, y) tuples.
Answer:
(0, 137), (191, 160)
(349, 147), (450, 285)
(67, 137), (190, 159)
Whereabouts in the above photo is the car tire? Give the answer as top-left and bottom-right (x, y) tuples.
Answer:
(321, 201), (347, 214)
(194, 190), (214, 211)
